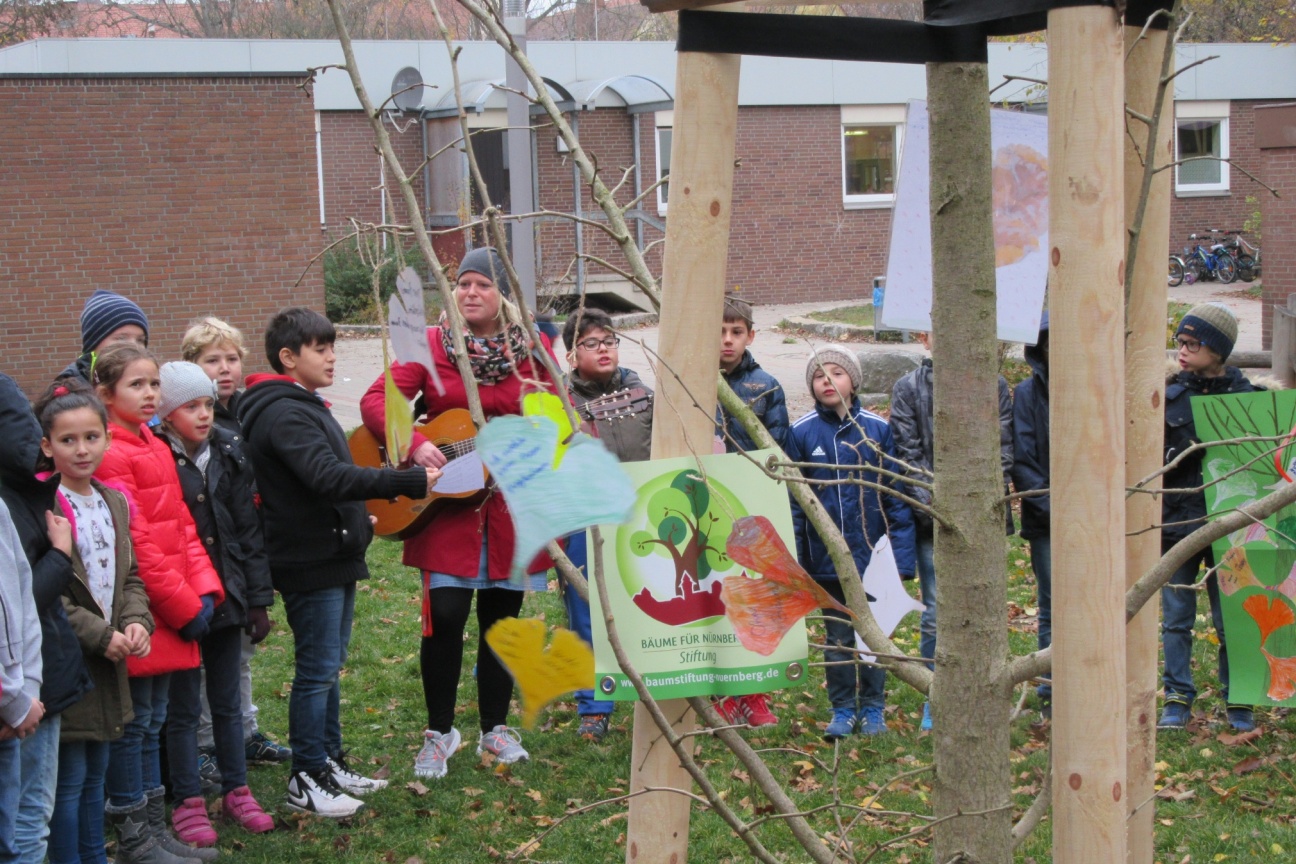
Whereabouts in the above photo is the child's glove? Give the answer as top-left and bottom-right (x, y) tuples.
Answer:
(179, 595), (215, 642)
(246, 607), (272, 645)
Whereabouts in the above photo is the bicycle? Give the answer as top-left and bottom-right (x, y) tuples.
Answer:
(1185, 233), (1237, 284)
(1213, 229), (1261, 283)
(1169, 254), (1189, 287)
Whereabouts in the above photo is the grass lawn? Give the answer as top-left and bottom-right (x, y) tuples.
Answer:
(806, 305), (876, 328)
(218, 538), (1296, 862)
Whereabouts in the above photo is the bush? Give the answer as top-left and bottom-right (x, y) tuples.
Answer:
(323, 238), (424, 324)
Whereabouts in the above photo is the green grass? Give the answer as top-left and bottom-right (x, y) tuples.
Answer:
(218, 538), (1296, 862)
(806, 305), (876, 328)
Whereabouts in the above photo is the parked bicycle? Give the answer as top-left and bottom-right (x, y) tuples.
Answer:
(1213, 229), (1261, 283)
(1184, 232), (1238, 284)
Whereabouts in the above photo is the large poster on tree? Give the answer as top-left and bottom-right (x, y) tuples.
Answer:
(589, 452), (808, 701)
(1195, 390), (1296, 706)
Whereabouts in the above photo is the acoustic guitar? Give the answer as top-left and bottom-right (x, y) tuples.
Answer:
(350, 388), (652, 540)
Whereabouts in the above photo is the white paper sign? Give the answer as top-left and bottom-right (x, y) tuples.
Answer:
(854, 535), (925, 662)
(434, 451), (487, 495)
(880, 100), (1049, 345)
(388, 267), (444, 396)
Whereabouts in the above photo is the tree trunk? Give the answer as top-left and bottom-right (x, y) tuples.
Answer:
(927, 59), (1015, 864)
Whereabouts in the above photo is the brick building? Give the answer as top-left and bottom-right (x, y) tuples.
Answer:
(2, 38), (1294, 388)
(0, 70), (319, 395)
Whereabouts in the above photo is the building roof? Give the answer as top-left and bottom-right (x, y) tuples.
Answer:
(1, 37), (1292, 112)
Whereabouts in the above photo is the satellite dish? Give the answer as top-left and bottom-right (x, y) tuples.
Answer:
(391, 67), (425, 113)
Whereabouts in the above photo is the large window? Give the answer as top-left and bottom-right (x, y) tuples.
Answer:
(1175, 101), (1230, 196)
(841, 105), (906, 209)
(655, 116), (672, 215)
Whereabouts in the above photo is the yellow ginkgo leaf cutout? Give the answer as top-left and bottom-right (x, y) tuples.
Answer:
(485, 617), (594, 729)
(522, 391), (574, 467)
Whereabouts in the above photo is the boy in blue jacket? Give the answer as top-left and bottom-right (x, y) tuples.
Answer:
(716, 296), (789, 454)
(786, 348), (916, 740)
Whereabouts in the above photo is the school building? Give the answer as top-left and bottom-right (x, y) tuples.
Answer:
(1, 36), (1293, 394)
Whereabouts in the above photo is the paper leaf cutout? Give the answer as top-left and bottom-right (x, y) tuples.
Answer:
(859, 535), (925, 639)
(388, 266), (443, 397)
(1272, 565), (1296, 602)
(724, 515), (852, 615)
(476, 414), (635, 578)
(523, 392), (574, 467)
(485, 617), (593, 729)
(1261, 648), (1296, 702)
(720, 573), (821, 656)
(1218, 546), (1263, 597)
(384, 366), (413, 465)
(1243, 593), (1296, 646)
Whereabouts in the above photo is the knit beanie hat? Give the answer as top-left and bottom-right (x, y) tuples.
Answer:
(1177, 303), (1238, 361)
(158, 361), (218, 419)
(80, 290), (149, 354)
(457, 247), (513, 298)
(806, 347), (864, 395)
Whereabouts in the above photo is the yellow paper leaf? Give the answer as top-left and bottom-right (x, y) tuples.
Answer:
(522, 392), (573, 466)
(385, 366), (413, 464)
(485, 618), (593, 729)
(1272, 844), (1285, 855)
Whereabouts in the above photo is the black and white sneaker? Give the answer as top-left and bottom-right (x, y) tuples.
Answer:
(327, 756), (389, 796)
(285, 768), (364, 818)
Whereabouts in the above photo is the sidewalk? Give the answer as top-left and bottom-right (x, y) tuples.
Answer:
(323, 284), (1263, 431)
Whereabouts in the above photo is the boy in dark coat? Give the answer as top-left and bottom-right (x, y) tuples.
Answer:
(237, 307), (439, 818)
(1159, 304), (1259, 732)
(715, 296), (789, 454)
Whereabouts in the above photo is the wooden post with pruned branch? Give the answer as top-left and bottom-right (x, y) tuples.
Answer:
(1124, 18), (1173, 864)
(627, 6), (744, 862)
(1048, 6), (1129, 863)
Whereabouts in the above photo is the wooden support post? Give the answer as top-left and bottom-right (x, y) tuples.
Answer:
(1271, 294), (1296, 391)
(627, 16), (742, 864)
(1124, 21), (1172, 864)
(1048, 7), (1128, 864)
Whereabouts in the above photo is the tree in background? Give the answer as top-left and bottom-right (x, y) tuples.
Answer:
(0, 0), (64, 46)
(1180, 0), (1295, 42)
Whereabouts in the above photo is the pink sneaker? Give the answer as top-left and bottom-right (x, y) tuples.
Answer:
(171, 796), (218, 847)
(222, 785), (275, 834)
(713, 696), (747, 726)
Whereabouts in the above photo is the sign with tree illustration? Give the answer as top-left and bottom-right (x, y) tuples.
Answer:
(1195, 390), (1296, 706)
(590, 452), (808, 701)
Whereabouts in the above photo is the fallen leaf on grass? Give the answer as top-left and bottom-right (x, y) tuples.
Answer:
(525, 789), (543, 804)
(406, 781), (429, 797)
(1217, 728), (1264, 747)
(600, 812), (628, 827)
(1232, 756), (1266, 776)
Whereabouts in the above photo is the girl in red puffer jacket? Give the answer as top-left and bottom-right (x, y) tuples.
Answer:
(92, 342), (224, 862)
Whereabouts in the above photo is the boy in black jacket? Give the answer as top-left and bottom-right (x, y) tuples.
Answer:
(237, 308), (439, 818)
(1159, 304), (1258, 732)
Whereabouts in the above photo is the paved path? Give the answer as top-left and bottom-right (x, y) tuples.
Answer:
(322, 285), (1263, 431)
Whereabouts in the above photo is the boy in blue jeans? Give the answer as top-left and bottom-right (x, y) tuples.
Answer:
(786, 348), (916, 740)
(237, 308), (439, 817)
(561, 309), (654, 742)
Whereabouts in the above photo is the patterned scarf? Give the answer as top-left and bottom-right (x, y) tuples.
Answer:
(439, 313), (532, 385)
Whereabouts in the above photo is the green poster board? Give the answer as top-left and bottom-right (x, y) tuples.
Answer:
(589, 451), (808, 701)
(1195, 390), (1296, 706)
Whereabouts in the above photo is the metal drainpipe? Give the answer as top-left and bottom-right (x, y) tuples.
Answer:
(315, 112), (326, 233)
(572, 113), (584, 297)
(531, 111), (542, 296)
(422, 111), (432, 244)
(632, 112), (644, 253)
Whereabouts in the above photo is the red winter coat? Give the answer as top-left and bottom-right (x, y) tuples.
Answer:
(96, 422), (224, 677)
(359, 328), (558, 580)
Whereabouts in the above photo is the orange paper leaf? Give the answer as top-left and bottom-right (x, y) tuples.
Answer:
(725, 515), (852, 617)
(1261, 648), (1296, 702)
(720, 573), (822, 656)
(1242, 594), (1296, 646)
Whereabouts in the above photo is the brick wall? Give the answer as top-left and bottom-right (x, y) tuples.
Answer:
(1168, 100), (1265, 256)
(1259, 145), (1295, 348)
(0, 75), (322, 396)
(320, 110), (424, 238)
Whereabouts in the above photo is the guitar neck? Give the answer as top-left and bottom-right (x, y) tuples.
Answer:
(438, 437), (476, 461)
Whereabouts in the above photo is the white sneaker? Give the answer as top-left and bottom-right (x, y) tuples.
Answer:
(414, 728), (461, 779)
(285, 769), (364, 818)
(477, 725), (529, 764)
(327, 756), (389, 796)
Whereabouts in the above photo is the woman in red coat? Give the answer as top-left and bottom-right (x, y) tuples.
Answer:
(360, 248), (558, 781)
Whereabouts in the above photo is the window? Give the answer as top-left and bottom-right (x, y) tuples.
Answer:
(1175, 101), (1230, 197)
(655, 119), (672, 215)
(841, 105), (906, 209)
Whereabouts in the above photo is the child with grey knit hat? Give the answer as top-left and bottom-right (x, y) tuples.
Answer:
(1159, 302), (1260, 733)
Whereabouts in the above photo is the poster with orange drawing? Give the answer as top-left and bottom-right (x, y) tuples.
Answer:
(1196, 390), (1296, 706)
(589, 452), (810, 702)
(880, 100), (1049, 344)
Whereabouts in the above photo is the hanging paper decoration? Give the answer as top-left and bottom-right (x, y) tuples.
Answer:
(485, 617), (594, 729)
(854, 535), (925, 660)
(388, 266), (443, 396)
(522, 391), (574, 467)
(476, 414), (635, 578)
(384, 366), (413, 465)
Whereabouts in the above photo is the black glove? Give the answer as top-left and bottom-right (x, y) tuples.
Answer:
(245, 607), (272, 645)
(178, 595), (215, 642)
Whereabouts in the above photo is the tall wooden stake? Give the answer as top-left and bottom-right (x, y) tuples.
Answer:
(627, 16), (742, 864)
(1048, 7), (1129, 863)
(1124, 21), (1172, 864)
